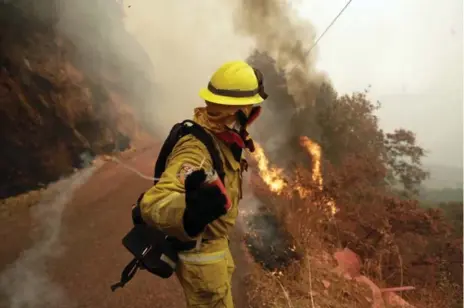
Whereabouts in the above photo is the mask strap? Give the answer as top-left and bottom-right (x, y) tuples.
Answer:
(246, 106), (262, 127)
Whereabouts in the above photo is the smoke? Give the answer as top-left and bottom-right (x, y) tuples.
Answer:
(51, 0), (326, 138)
(120, 0), (257, 135)
(0, 158), (101, 308)
(9, 0), (328, 142)
(232, 0), (330, 168)
(19, 0), (329, 145)
(231, 0), (330, 268)
(47, 0), (254, 137)
(233, 0), (327, 107)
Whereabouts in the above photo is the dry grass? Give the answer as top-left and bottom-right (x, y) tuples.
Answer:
(243, 178), (374, 307)
(0, 189), (44, 218)
(243, 172), (463, 308)
(245, 246), (373, 308)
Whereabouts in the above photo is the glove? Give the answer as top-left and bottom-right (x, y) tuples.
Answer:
(183, 169), (228, 237)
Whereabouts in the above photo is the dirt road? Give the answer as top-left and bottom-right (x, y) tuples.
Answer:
(0, 144), (251, 308)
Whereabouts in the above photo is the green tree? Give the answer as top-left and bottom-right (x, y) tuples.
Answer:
(384, 129), (429, 197)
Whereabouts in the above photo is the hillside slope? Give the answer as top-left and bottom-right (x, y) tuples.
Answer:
(0, 3), (147, 198)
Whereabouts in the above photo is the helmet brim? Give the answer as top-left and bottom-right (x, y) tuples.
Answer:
(199, 88), (264, 106)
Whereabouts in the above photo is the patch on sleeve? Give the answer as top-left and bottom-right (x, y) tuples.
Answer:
(177, 163), (196, 185)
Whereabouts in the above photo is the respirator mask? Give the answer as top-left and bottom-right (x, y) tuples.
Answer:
(216, 105), (262, 161)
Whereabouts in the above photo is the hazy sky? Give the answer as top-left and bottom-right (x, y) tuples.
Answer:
(297, 0), (463, 168)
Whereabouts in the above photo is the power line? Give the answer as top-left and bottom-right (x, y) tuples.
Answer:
(304, 0), (354, 57)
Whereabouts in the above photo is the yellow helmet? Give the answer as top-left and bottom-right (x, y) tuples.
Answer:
(199, 60), (268, 106)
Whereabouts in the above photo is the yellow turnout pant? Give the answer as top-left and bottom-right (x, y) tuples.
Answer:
(176, 246), (235, 307)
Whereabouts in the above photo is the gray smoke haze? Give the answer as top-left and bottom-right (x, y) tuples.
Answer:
(232, 0), (328, 166)
(48, 0), (325, 139)
(8, 0), (327, 197)
(120, 0), (257, 135)
(233, 0), (327, 106)
(45, 0), (255, 137)
(0, 161), (101, 308)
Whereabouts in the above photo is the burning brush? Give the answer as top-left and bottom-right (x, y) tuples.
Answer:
(241, 135), (337, 271)
(251, 136), (337, 215)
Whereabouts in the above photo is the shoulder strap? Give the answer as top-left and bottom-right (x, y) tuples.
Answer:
(185, 120), (225, 182)
(153, 120), (225, 185)
(153, 122), (185, 184)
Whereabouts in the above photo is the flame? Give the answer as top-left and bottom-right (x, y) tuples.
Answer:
(252, 144), (286, 194)
(295, 185), (309, 199)
(299, 136), (322, 188)
(300, 136), (337, 215)
(251, 137), (338, 215)
(326, 199), (337, 215)
(252, 143), (308, 198)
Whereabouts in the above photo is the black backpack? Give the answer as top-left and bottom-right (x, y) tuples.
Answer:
(153, 120), (226, 185)
(111, 120), (225, 292)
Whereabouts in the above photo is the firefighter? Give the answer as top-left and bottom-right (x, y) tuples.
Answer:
(139, 60), (267, 307)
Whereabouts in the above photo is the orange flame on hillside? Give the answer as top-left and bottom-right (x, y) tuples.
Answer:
(299, 136), (322, 188)
(252, 136), (338, 215)
(252, 144), (287, 194)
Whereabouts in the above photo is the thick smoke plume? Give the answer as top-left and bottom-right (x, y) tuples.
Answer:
(0, 159), (101, 308)
(233, 0), (327, 107)
(232, 0), (329, 168)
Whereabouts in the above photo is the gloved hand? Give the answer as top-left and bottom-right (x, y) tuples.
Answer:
(183, 169), (228, 237)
